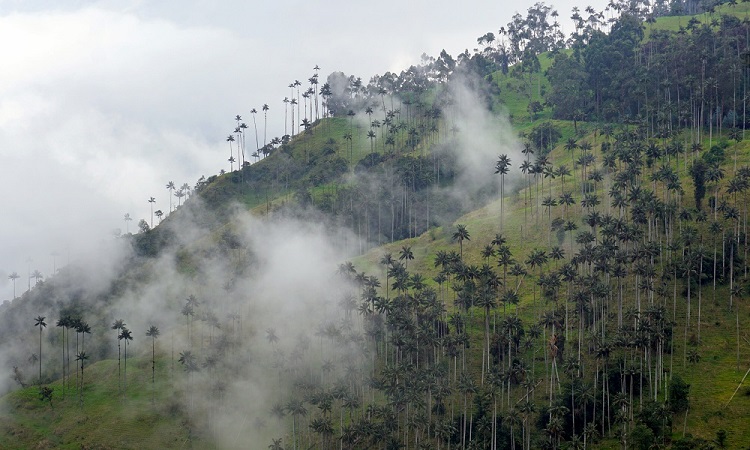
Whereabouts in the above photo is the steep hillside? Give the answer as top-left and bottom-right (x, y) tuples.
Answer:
(4, 2), (750, 449)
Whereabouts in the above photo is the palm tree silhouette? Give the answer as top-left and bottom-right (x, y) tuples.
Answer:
(8, 272), (19, 298)
(118, 327), (133, 397)
(34, 316), (46, 383)
(123, 213), (132, 233)
(112, 319), (125, 394)
(262, 104), (269, 146)
(165, 181), (175, 213)
(495, 154), (511, 230)
(398, 246), (414, 270)
(146, 325), (159, 402)
(75, 351), (88, 405)
(30, 269), (43, 286)
(452, 224), (471, 260)
(56, 316), (69, 398)
(148, 197), (156, 228)
(178, 350), (199, 409)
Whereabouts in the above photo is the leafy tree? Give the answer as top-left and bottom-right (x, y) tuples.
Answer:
(527, 122), (561, 154)
(668, 375), (690, 414)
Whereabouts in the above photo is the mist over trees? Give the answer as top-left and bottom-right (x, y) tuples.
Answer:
(3, 0), (750, 448)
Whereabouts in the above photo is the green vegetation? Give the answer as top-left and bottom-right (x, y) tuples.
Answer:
(4, 1), (750, 449)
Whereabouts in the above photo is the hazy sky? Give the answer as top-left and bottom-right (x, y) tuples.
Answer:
(0, 0), (609, 301)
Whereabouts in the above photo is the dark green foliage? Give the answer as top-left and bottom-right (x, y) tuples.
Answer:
(527, 121), (562, 154)
(716, 429), (728, 448)
(355, 153), (384, 171)
(669, 374), (690, 413)
(636, 400), (672, 442)
(630, 423), (654, 450)
(302, 156), (347, 185)
(545, 52), (591, 122)
(38, 386), (54, 408)
(690, 159), (708, 210)
(703, 144), (727, 166)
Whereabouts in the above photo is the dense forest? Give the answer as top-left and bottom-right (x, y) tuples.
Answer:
(2, 0), (750, 449)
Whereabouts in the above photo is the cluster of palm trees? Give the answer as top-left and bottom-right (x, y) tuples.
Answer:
(219, 66), (329, 173)
(7, 269), (44, 300)
(118, 182), (196, 236)
(256, 118), (750, 448)
(26, 313), (164, 408)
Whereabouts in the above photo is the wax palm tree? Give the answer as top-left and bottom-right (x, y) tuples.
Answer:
(286, 398), (308, 450)
(367, 129), (376, 153)
(453, 224), (471, 260)
(8, 272), (19, 298)
(166, 181), (175, 213)
(34, 316), (46, 384)
(175, 189), (185, 207)
(123, 213), (132, 233)
(111, 319), (125, 394)
(146, 325), (160, 399)
(155, 210), (163, 223)
(250, 108), (260, 153)
(226, 133), (235, 166)
(77, 321), (91, 360)
(56, 316), (69, 398)
(178, 350), (199, 410)
(495, 154), (511, 230)
(119, 327), (133, 396)
(75, 351), (88, 405)
(29, 269), (43, 286)
(262, 104), (269, 146)
(399, 246), (414, 270)
(147, 197), (156, 227)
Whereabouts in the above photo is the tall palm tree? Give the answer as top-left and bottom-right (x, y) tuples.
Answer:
(495, 154), (511, 230)
(452, 224), (471, 260)
(112, 319), (125, 394)
(8, 272), (19, 299)
(30, 269), (43, 285)
(262, 104), (269, 146)
(148, 197), (156, 228)
(226, 133), (235, 164)
(56, 316), (69, 398)
(166, 181), (175, 213)
(178, 350), (199, 409)
(123, 213), (132, 233)
(250, 108), (260, 156)
(285, 398), (308, 450)
(146, 325), (159, 402)
(34, 316), (46, 383)
(119, 327), (133, 396)
(75, 351), (88, 406)
(398, 246), (414, 270)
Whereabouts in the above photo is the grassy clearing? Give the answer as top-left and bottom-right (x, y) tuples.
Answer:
(0, 357), (201, 449)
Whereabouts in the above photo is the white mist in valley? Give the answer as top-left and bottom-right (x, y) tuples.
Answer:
(0, 67), (523, 448)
